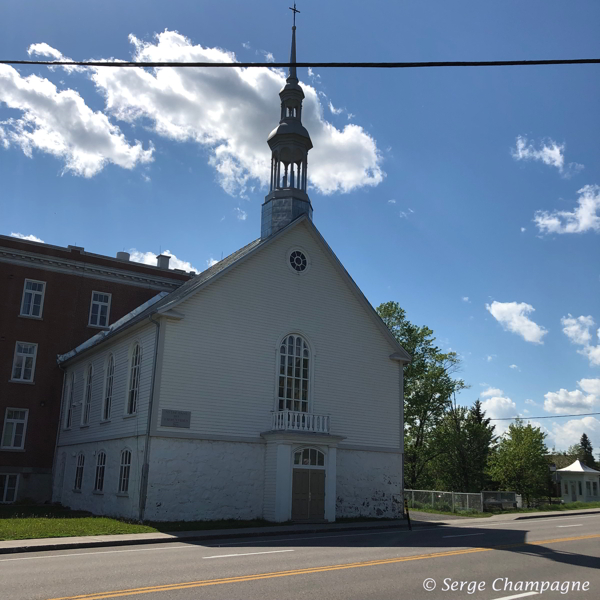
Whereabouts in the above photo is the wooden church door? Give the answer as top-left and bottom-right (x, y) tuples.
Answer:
(291, 468), (325, 521)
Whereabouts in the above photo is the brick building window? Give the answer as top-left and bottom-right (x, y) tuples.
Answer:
(94, 452), (106, 492)
(0, 474), (18, 503)
(20, 279), (46, 318)
(74, 453), (85, 491)
(89, 292), (111, 327)
(118, 449), (131, 494)
(11, 342), (37, 383)
(1, 409), (29, 450)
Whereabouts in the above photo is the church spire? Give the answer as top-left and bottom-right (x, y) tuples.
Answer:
(260, 5), (314, 239)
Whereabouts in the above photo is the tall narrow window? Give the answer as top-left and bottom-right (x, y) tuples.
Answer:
(65, 372), (74, 429)
(74, 453), (85, 491)
(119, 450), (131, 494)
(102, 355), (114, 421)
(81, 365), (93, 425)
(94, 452), (106, 492)
(1, 409), (28, 449)
(11, 342), (37, 383)
(0, 474), (18, 503)
(89, 292), (111, 327)
(20, 280), (46, 318)
(127, 344), (141, 415)
(278, 335), (309, 412)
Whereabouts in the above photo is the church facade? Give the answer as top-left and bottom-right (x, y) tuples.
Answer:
(52, 25), (409, 523)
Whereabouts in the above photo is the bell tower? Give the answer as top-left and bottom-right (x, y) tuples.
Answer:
(261, 6), (313, 238)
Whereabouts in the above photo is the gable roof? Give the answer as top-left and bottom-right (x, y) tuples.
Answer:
(58, 216), (411, 365)
(557, 459), (600, 473)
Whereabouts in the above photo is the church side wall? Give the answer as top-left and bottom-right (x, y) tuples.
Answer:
(56, 323), (157, 448)
(263, 443), (278, 521)
(52, 436), (144, 520)
(336, 448), (403, 518)
(154, 222), (401, 450)
(144, 438), (265, 522)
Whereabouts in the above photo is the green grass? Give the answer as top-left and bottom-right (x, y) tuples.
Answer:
(409, 507), (492, 518)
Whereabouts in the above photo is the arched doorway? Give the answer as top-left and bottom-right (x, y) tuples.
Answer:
(291, 447), (326, 521)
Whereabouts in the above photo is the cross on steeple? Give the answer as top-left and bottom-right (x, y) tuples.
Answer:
(289, 2), (300, 27)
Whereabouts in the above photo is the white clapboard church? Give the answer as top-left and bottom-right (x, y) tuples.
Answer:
(52, 24), (410, 523)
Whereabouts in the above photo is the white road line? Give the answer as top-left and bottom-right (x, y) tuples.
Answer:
(491, 592), (539, 600)
(203, 549), (294, 559)
(557, 524), (583, 528)
(442, 533), (486, 539)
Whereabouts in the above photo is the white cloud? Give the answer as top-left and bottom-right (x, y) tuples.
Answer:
(482, 387), (504, 398)
(206, 257), (218, 267)
(509, 364), (520, 371)
(486, 355), (495, 362)
(549, 416), (600, 451)
(86, 31), (383, 196)
(129, 248), (200, 273)
(520, 227), (526, 233)
(462, 296), (470, 303)
(543, 378), (600, 415)
(259, 50), (275, 63)
(481, 395), (518, 435)
(511, 135), (583, 177)
(561, 313), (600, 367)
(525, 399), (538, 406)
(0, 60), (153, 177)
(242, 42), (251, 50)
(486, 301), (548, 344)
(534, 185), (600, 235)
(388, 199), (396, 204)
(10, 232), (44, 243)
(328, 101), (343, 115)
(561, 314), (595, 346)
(234, 207), (247, 221)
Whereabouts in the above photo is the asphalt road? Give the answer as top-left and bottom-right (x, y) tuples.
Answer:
(1, 513), (599, 600)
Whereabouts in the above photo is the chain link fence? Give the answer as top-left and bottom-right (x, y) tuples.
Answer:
(405, 489), (483, 513)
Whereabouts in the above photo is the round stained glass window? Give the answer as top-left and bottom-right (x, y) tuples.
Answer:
(289, 250), (307, 272)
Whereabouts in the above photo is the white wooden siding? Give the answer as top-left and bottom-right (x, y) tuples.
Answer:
(155, 221), (401, 448)
(56, 323), (157, 447)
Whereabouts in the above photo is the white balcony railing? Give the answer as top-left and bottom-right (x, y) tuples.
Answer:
(272, 410), (330, 434)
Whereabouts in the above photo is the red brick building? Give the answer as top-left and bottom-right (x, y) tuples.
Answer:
(0, 235), (193, 503)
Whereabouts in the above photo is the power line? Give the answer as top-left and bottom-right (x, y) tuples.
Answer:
(490, 412), (600, 421)
(1, 58), (600, 69)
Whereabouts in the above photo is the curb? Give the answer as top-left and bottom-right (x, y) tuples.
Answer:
(0, 520), (430, 555)
(514, 509), (600, 520)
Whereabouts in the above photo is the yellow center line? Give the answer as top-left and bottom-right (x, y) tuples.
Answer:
(47, 533), (600, 600)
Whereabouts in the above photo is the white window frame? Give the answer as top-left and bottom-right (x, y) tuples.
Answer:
(64, 372), (75, 429)
(1, 408), (29, 450)
(81, 365), (93, 426)
(74, 453), (85, 491)
(11, 342), (38, 383)
(88, 291), (112, 328)
(276, 334), (311, 413)
(0, 474), (19, 503)
(20, 279), (46, 319)
(94, 451), (106, 492)
(126, 343), (142, 416)
(118, 449), (132, 494)
(293, 446), (326, 469)
(101, 354), (115, 422)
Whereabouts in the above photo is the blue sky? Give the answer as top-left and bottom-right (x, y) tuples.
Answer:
(2, 1), (600, 451)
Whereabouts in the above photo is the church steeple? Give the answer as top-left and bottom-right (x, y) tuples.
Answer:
(261, 5), (313, 239)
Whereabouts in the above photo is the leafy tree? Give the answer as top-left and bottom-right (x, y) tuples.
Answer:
(566, 444), (584, 460)
(376, 302), (467, 489)
(579, 433), (597, 469)
(488, 419), (549, 506)
(430, 400), (496, 493)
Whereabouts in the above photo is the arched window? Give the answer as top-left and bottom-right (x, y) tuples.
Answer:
(82, 365), (93, 425)
(102, 355), (114, 421)
(279, 335), (310, 412)
(94, 451), (106, 492)
(294, 448), (325, 467)
(64, 372), (74, 429)
(119, 449), (132, 494)
(74, 453), (85, 490)
(127, 344), (141, 415)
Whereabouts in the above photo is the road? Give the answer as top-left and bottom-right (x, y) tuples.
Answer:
(1, 513), (599, 600)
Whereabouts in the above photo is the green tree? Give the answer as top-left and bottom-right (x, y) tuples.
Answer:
(376, 302), (467, 489)
(579, 433), (596, 469)
(488, 419), (549, 506)
(430, 400), (496, 493)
